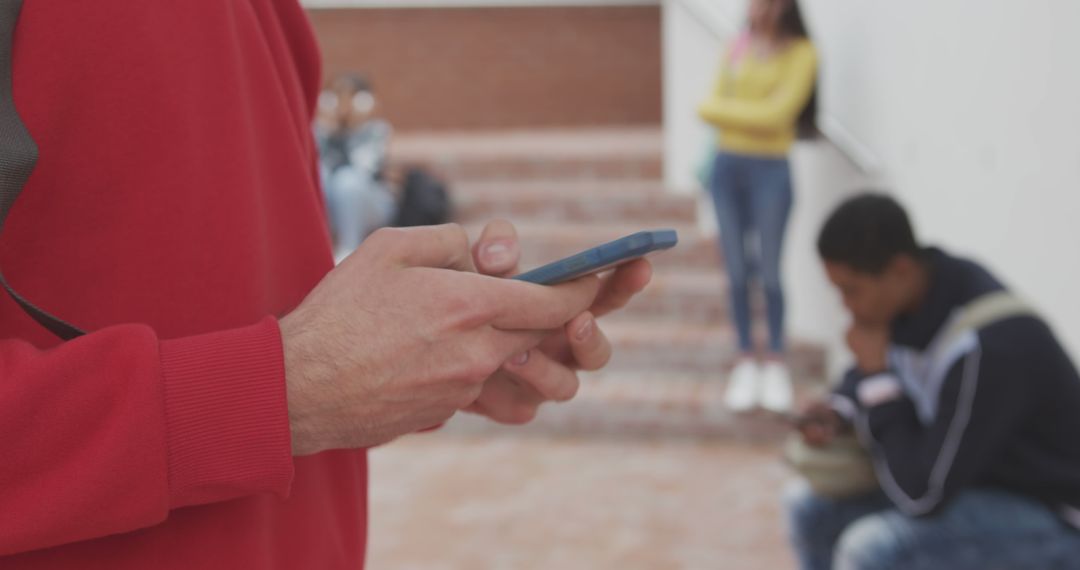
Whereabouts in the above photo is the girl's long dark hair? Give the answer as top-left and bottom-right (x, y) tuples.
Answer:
(776, 0), (809, 40)
(775, 0), (819, 139)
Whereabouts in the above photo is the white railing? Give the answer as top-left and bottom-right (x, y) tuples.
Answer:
(672, 0), (737, 36)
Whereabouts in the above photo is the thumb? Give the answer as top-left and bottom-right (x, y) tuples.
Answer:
(377, 224), (477, 272)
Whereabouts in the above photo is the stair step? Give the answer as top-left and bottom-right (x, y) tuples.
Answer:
(398, 155), (662, 182)
(440, 371), (825, 442)
(453, 179), (669, 197)
(466, 223), (719, 271)
(453, 181), (698, 225)
(617, 270), (728, 325)
(612, 271), (783, 325)
(599, 320), (826, 381)
(391, 128), (662, 182)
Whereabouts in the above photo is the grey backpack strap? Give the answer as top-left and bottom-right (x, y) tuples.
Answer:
(0, 0), (84, 340)
(937, 290), (1037, 352)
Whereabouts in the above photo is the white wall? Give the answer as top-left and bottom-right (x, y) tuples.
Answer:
(661, 0), (739, 194)
(807, 0), (1080, 358)
(664, 0), (1080, 368)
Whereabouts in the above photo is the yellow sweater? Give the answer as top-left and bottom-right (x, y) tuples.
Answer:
(698, 38), (817, 157)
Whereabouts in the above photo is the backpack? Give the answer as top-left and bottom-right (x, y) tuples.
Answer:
(0, 0), (83, 340)
(393, 167), (451, 228)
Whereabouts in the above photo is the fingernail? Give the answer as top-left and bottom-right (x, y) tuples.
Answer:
(575, 317), (594, 342)
(482, 241), (511, 266)
(510, 351), (530, 366)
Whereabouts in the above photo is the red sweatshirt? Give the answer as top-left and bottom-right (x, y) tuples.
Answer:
(0, 1), (369, 567)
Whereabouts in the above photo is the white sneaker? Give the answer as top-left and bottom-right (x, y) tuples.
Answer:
(760, 361), (794, 413)
(724, 360), (760, 412)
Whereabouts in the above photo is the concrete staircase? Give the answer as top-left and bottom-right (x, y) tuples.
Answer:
(391, 127), (826, 441)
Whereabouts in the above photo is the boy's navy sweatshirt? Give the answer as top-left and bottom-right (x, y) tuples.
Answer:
(833, 248), (1080, 523)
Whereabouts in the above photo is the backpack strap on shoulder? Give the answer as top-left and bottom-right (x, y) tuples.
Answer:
(0, 0), (84, 340)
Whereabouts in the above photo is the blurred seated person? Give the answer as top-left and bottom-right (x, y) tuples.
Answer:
(786, 193), (1080, 570)
(315, 72), (397, 260)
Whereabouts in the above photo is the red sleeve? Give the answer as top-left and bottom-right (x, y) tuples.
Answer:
(0, 317), (293, 556)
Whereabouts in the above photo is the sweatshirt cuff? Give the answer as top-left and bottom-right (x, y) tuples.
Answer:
(856, 373), (903, 408)
(159, 317), (294, 508)
(829, 394), (858, 421)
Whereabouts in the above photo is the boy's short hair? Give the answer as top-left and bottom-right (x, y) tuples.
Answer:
(817, 192), (921, 274)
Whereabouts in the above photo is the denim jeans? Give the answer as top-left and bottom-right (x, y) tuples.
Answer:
(707, 151), (793, 353)
(785, 482), (1080, 570)
(323, 165), (396, 254)
(316, 120), (396, 256)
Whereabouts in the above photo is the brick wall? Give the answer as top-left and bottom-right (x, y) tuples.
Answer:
(306, 6), (662, 131)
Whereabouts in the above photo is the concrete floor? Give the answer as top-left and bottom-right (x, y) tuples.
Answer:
(367, 423), (797, 570)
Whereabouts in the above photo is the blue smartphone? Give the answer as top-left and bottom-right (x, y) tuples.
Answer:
(513, 229), (678, 285)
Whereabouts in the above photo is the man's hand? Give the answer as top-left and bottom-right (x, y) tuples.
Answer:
(794, 399), (850, 448)
(463, 220), (653, 424)
(846, 323), (890, 375)
(279, 224), (602, 455)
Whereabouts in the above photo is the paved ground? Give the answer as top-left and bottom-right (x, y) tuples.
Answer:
(367, 421), (798, 570)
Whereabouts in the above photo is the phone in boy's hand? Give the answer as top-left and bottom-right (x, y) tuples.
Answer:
(513, 229), (678, 286)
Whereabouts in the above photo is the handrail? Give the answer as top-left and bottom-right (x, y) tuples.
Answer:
(674, 0), (737, 37)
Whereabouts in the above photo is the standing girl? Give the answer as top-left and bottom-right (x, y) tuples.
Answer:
(699, 0), (817, 413)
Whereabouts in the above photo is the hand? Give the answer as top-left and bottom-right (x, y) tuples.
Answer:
(279, 224), (602, 455)
(846, 323), (890, 375)
(794, 399), (849, 448)
(463, 220), (653, 424)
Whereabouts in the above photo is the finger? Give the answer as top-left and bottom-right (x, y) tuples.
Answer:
(381, 224), (476, 272)
(802, 425), (828, 447)
(564, 312), (612, 371)
(463, 372), (543, 425)
(472, 219), (521, 277)
(487, 274), (602, 331)
(800, 399), (832, 417)
(502, 349), (581, 403)
(589, 258), (653, 318)
(538, 331), (573, 366)
(489, 328), (552, 361)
